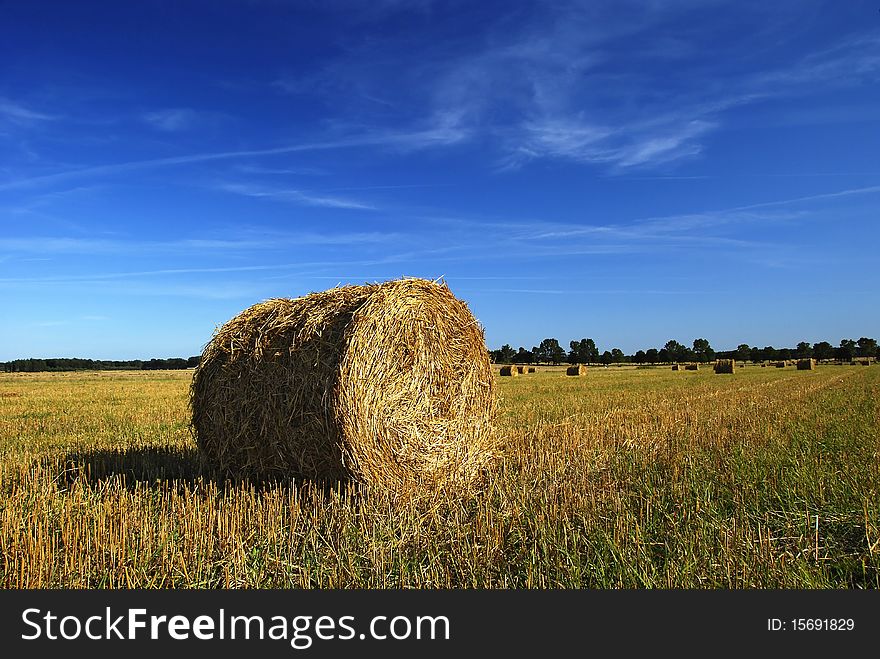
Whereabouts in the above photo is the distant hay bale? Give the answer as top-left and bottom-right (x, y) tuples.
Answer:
(527, 366), (536, 373)
(566, 365), (587, 376)
(860, 360), (870, 366)
(516, 365), (527, 374)
(499, 365), (518, 377)
(796, 358), (817, 370)
(714, 359), (735, 374)
(190, 278), (496, 491)
(685, 364), (699, 371)
(671, 364), (682, 371)
(775, 361), (785, 368)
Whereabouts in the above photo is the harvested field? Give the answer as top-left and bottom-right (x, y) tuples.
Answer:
(1, 366), (878, 588)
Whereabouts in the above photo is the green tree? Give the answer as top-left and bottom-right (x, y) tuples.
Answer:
(610, 348), (624, 363)
(498, 344), (516, 363)
(735, 344), (751, 362)
(600, 350), (612, 365)
(645, 348), (659, 364)
(692, 338), (714, 363)
(633, 350), (646, 363)
(812, 341), (834, 361)
(515, 347), (534, 364)
(569, 338), (599, 363)
(796, 341), (812, 358)
(857, 337), (877, 358)
(664, 340), (688, 362)
(838, 339), (856, 361)
(535, 338), (564, 364)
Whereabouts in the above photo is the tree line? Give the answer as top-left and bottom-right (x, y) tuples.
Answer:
(0, 356), (201, 372)
(490, 337), (879, 365)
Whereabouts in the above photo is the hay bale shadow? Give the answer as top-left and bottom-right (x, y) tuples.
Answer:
(52, 446), (350, 499)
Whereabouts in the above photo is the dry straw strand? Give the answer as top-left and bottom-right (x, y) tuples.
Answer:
(190, 278), (497, 492)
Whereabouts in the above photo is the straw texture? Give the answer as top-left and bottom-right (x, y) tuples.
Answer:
(190, 278), (496, 490)
(714, 359), (735, 374)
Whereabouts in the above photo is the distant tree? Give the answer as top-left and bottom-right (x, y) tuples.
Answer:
(812, 341), (834, 361)
(857, 337), (878, 358)
(515, 347), (534, 364)
(663, 340), (687, 362)
(600, 350), (612, 365)
(534, 338), (563, 364)
(795, 341), (812, 358)
(568, 338), (598, 364)
(692, 338), (713, 363)
(610, 348), (624, 363)
(732, 344), (749, 362)
(633, 350), (646, 364)
(837, 339), (856, 361)
(496, 344), (515, 363)
(778, 348), (792, 360)
(551, 344), (567, 364)
(762, 346), (778, 361)
(645, 348), (659, 364)
(657, 348), (670, 363)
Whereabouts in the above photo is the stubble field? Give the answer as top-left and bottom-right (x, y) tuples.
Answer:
(1, 365), (878, 588)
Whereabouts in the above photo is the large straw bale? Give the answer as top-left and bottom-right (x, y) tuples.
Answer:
(566, 365), (587, 376)
(499, 365), (517, 376)
(714, 359), (735, 374)
(796, 358), (817, 370)
(191, 278), (496, 490)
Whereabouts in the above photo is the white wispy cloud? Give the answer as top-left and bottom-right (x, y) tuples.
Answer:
(282, 4), (880, 171)
(0, 230), (400, 256)
(216, 182), (377, 210)
(142, 108), (200, 131)
(0, 98), (58, 124)
(0, 127), (466, 191)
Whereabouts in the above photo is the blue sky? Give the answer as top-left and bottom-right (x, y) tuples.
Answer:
(1, 0), (878, 360)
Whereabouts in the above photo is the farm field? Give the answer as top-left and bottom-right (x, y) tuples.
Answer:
(1, 365), (878, 588)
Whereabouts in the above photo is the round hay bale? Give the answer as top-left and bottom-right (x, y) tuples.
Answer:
(527, 366), (536, 373)
(566, 365), (587, 376)
(499, 365), (518, 377)
(516, 365), (527, 374)
(190, 278), (496, 490)
(714, 359), (735, 374)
